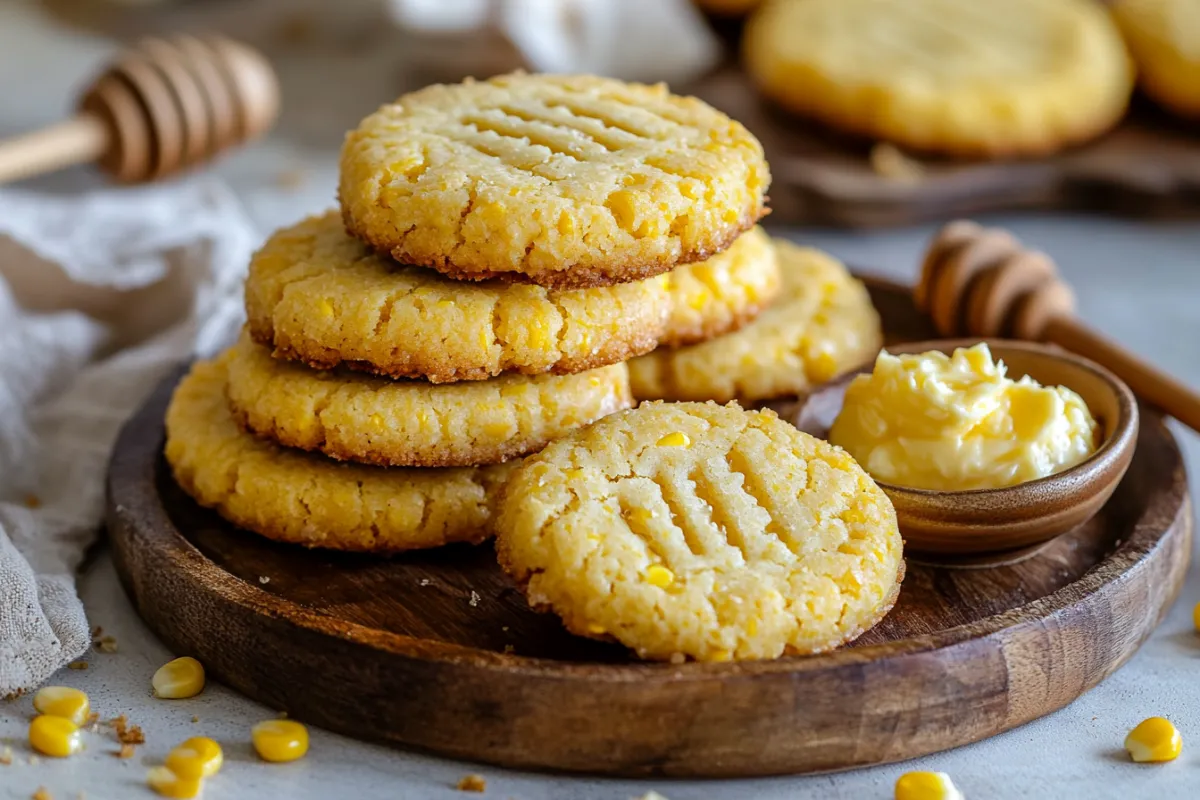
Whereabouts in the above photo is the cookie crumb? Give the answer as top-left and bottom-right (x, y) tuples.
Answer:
(116, 743), (136, 759)
(469, 591), (481, 607)
(0, 745), (12, 765)
(456, 774), (487, 792)
(94, 635), (118, 654)
(67, 661), (88, 670)
(869, 143), (923, 183)
(419, 578), (431, 587)
(259, 576), (271, 584)
(109, 715), (145, 745)
(28, 754), (40, 765)
(191, 716), (200, 724)
(24, 494), (41, 509)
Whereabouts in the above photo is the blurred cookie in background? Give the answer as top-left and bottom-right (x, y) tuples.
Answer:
(743, 0), (1134, 158)
(1113, 0), (1200, 120)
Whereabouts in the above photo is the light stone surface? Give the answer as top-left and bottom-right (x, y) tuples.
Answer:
(1, 3), (1198, 798)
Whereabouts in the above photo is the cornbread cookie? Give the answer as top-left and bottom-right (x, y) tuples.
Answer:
(661, 225), (779, 348)
(744, 0), (1133, 157)
(225, 330), (632, 468)
(1113, 0), (1200, 119)
(245, 213), (670, 382)
(630, 241), (881, 404)
(339, 72), (770, 288)
(495, 401), (904, 662)
(165, 356), (514, 552)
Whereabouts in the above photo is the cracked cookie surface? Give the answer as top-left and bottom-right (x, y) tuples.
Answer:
(339, 72), (770, 288)
(496, 401), (904, 662)
(165, 355), (515, 552)
(745, 0), (1132, 157)
(661, 225), (779, 348)
(630, 241), (881, 404)
(225, 330), (632, 468)
(244, 213), (670, 382)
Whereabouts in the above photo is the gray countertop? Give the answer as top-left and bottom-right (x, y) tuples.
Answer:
(2, 3), (1199, 798)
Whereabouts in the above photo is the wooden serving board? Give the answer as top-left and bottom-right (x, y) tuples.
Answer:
(106, 279), (1192, 778)
(690, 70), (1200, 227)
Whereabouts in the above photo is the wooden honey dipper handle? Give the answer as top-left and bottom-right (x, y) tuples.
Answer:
(0, 35), (278, 185)
(917, 220), (1200, 434)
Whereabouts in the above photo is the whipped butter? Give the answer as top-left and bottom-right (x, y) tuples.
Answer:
(829, 343), (1099, 491)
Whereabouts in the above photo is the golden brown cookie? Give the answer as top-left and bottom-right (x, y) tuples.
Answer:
(661, 225), (779, 348)
(495, 401), (905, 662)
(744, 0), (1133, 157)
(339, 72), (770, 288)
(630, 240), (881, 404)
(225, 330), (632, 468)
(165, 355), (514, 553)
(245, 213), (671, 382)
(1113, 0), (1200, 119)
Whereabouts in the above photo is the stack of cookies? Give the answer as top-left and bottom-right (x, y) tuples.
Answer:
(164, 72), (785, 554)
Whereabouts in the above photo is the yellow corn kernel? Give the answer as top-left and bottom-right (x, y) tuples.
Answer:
(152, 657), (206, 699)
(146, 766), (202, 799)
(32, 686), (90, 726)
(1125, 717), (1182, 763)
(317, 299), (334, 318)
(645, 565), (675, 589)
(656, 432), (691, 448)
(894, 771), (964, 800)
(165, 737), (224, 780)
(252, 719), (309, 763)
(483, 421), (511, 437)
(28, 715), (82, 758)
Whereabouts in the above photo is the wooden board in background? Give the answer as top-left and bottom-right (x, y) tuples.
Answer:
(105, 279), (1192, 778)
(691, 69), (1200, 227)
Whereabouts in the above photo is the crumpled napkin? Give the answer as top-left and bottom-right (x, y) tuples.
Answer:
(387, 0), (722, 85)
(0, 179), (257, 697)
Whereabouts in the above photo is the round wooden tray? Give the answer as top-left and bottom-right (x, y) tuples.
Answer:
(106, 279), (1192, 778)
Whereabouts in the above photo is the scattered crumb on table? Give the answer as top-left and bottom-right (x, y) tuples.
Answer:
(0, 745), (12, 765)
(259, 576), (271, 584)
(28, 754), (40, 765)
(67, 661), (88, 670)
(869, 142), (924, 183)
(456, 774), (487, 792)
(191, 716), (200, 724)
(469, 591), (481, 607)
(116, 743), (136, 759)
(24, 494), (41, 509)
(94, 635), (118, 654)
(108, 715), (145, 745)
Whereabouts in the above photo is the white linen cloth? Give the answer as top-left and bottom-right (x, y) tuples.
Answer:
(0, 180), (256, 697)
(387, 0), (722, 85)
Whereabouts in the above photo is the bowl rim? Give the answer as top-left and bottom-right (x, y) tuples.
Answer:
(822, 337), (1139, 502)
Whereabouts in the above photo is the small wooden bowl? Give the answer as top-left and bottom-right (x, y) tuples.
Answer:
(791, 339), (1139, 561)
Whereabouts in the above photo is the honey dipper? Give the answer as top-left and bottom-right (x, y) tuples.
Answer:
(0, 35), (279, 185)
(916, 220), (1200, 434)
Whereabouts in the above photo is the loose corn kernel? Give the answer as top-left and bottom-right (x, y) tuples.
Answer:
(165, 737), (224, 780)
(146, 766), (202, 799)
(28, 715), (82, 758)
(252, 719), (309, 763)
(33, 686), (90, 725)
(152, 657), (206, 699)
(894, 771), (964, 800)
(645, 565), (675, 588)
(656, 432), (691, 448)
(1125, 717), (1182, 762)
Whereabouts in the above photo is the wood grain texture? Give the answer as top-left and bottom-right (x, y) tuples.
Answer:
(691, 69), (1200, 227)
(105, 279), (1193, 778)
